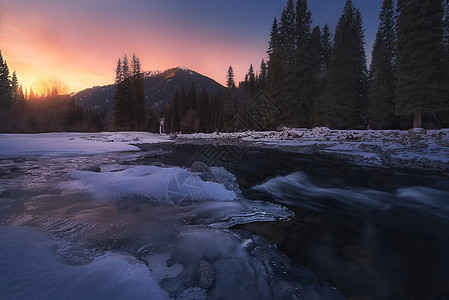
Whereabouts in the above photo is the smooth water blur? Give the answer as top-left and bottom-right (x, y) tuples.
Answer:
(222, 146), (449, 300)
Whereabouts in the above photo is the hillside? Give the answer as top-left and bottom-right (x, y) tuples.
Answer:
(74, 67), (225, 113)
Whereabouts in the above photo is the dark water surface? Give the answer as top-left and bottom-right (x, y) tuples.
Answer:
(138, 143), (449, 299)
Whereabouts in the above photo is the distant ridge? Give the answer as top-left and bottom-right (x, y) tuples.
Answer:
(74, 67), (225, 113)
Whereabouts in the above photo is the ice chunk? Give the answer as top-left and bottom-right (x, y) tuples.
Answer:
(67, 166), (236, 204)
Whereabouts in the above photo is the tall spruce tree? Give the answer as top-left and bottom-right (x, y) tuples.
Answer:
(113, 58), (127, 129)
(267, 18), (283, 104)
(367, 0), (396, 129)
(113, 54), (146, 130)
(226, 66), (236, 89)
(0, 51), (12, 108)
(259, 59), (268, 90)
(131, 53), (146, 130)
(309, 26), (322, 77)
(247, 64), (256, 92)
(321, 24), (332, 75)
(293, 0), (313, 126)
(322, 0), (368, 128)
(396, 0), (447, 128)
(11, 71), (19, 104)
(279, 0), (297, 123)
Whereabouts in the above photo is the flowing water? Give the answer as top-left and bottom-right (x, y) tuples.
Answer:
(1, 142), (448, 299)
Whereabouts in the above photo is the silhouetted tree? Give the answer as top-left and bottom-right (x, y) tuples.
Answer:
(396, 0), (447, 128)
(321, 0), (368, 128)
(367, 0), (396, 129)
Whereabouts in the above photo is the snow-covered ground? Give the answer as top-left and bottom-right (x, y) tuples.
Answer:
(175, 128), (449, 172)
(0, 132), (171, 157)
(1, 128), (448, 171)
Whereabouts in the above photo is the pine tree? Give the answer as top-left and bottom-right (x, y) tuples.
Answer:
(267, 18), (283, 105)
(122, 55), (130, 79)
(247, 64), (256, 92)
(131, 53), (146, 130)
(226, 66), (236, 89)
(396, 0), (447, 128)
(322, 0), (368, 128)
(29, 89), (37, 101)
(309, 26), (322, 77)
(259, 59), (268, 90)
(11, 71), (19, 104)
(321, 24), (332, 75)
(113, 54), (146, 130)
(18, 84), (26, 104)
(113, 58), (128, 129)
(115, 58), (123, 84)
(367, 0), (396, 129)
(293, 0), (313, 126)
(279, 0), (297, 123)
(0, 51), (12, 107)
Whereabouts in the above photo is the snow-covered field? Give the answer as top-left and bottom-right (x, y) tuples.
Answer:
(0, 132), (172, 157)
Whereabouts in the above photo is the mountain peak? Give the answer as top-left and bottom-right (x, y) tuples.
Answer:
(74, 66), (225, 113)
(176, 66), (190, 71)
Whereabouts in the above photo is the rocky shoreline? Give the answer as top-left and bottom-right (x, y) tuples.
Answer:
(173, 128), (449, 176)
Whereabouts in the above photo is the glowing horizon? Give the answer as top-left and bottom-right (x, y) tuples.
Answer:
(1, 0), (382, 94)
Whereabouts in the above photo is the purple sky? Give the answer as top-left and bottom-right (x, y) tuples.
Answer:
(1, 0), (384, 92)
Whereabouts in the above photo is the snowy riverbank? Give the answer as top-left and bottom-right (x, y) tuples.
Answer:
(1, 129), (448, 173)
(175, 127), (449, 173)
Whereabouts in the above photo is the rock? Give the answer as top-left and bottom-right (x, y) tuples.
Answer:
(198, 260), (215, 289)
(82, 166), (101, 172)
(191, 161), (210, 174)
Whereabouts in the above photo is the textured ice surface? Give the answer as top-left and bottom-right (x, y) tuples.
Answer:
(67, 166), (236, 203)
(0, 150), (344, 299)
(0, 226), (171, 300)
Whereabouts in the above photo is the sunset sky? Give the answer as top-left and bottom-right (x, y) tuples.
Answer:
(1, 0), (383, 93)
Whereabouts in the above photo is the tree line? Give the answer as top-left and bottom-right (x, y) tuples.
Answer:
(160, 83), (223, 134)
(0, 51), (106, 133)
(161, 0), (449, 133)
(264, 0), (449, 129)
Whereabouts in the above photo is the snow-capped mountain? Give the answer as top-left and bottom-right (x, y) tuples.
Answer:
(74, 67), (225, 113)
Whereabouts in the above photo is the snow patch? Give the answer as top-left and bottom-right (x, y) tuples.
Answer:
(0, 132), (171, 157)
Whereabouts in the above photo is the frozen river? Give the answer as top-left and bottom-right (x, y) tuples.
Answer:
(1, 134), (449, 299)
